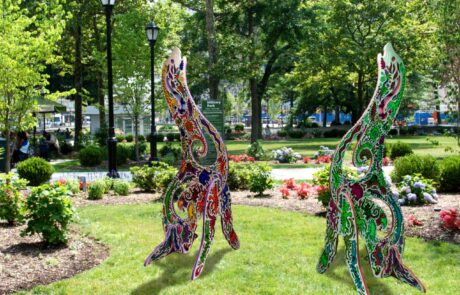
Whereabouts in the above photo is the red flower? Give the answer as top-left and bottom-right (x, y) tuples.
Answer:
(229, 153), (255, 163)
(407, 214), (423, 226)
(280, 187), (290, 199)
(283, 178), (297, 190)
(383, 156), (390, 166)
(316, 155), (332, 164)
(303, 156), (311, 164)
(440, 209), (460, 231)
(296, 183), (312, 200)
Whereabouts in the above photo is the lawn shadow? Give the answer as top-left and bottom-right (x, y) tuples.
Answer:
(131, 248), (232, 295)
(3, 241), (66, 256)
(323, 247), (395, 295)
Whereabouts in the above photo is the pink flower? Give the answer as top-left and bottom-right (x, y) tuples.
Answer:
(407, 214), (423, 226)
(440, 209), (460, 231)
(296, 183), (312, 200)
(303, 156), (311, 164)
(383, 157), (390, 166)
(283, 178), (297, 190)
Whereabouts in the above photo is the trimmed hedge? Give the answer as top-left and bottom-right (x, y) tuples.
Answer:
(389, 141), (413, 160)
(439, 156), (460, 192)
(79, 145), (104, 167)
(391, 154), (440, 184)
(17, 157), (54, 186)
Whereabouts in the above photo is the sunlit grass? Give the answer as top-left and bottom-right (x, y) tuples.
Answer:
(20, 204), (460, 295)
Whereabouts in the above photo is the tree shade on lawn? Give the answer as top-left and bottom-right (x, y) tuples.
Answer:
(22, 204), (460, 295)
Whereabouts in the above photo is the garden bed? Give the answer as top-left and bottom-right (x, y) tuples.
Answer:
(72, 188), (162, 207)
(0, 224), (109, 294)
(231, 187), (459, 244)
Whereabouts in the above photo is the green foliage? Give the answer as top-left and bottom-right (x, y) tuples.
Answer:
(0, 173), (27, 224)
(79, 145), (104, 167)
(117, 143), (132, 165)
(439, 156), (460, 192)
(249, 163), (274, 196)
(166, 133), (176, 142)
(391, 154), (440, 183)
(113, 180), (130, 196)
(116, 135), (125, 142)
(159, 143), (181, 164)
(21, 183), (75, 245)
(390, 141), (413, 160)
(287, 129), (304, 139)
(138, 135), (146, 143)
(130, 162), (176, 192)
(313, 165), (358, 207)
(16, 157), (54, 186)
(228, 163), (253, 191)
(88, 181), (106, 200)
(235, 123), (245, 132)
(102, 177), (114, 193)
(277, 130), (287, 137)
(125, 135), (134, 142)
(94, 127), (108, 147)
(323, 129), (347, 138)
(64, 179), (80, 195)
(247, 140), (266, 160)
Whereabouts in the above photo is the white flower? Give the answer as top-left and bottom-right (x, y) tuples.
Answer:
(407, 193), (417, 202)
(398, 199), (406, 205)
(423, 193), (437, 204)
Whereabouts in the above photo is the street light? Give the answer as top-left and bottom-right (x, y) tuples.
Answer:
(146, 21), (160, 162)
(100, 0), (119, 178)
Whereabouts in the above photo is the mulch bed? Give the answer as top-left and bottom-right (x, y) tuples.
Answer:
(72, 188), (162, 207)
(231, 187), (460, 244)
(0, 225), (109, 295)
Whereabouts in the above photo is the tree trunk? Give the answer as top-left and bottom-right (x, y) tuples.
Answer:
(205, 0), (219, 101)
(334, 105), (340, 124)
(322, 104), (328, 127)
(4, 130), (11, 173)
(355, 71), (364, 123)
(250, 79), (262, 142)
(74, 8), (83, 149)
(93, 14), (106, 130)
(134, 114), (139, 161)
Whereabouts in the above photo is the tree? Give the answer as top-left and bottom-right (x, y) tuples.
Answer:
(0, 0), (70, 172)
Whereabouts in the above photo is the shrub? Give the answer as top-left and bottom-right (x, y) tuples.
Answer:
(116, 135), (125, 142)
(228, 163), (252, 190)
(125, 134), (134, 142)
(116, 143), (133, 165)
(249, 163), (273, 196)
(235, 123), (245, 132)
(17, 157), (54, 186)
(287, 129), (304, 139)
(311, 122), (319, 128)
(439, 156), (460, 192)
(79, 145), (104, 167)
(247, 140), (266, 160)
(113, 180), (130, 196)
(277, 130), (287, 137)
(389, 141), (413, 160)
(391, 154), (440, 183)
(130, 162), (176, 192)
(396, 174), (438, 205)
(315, 146), (334, 158)
(60, 141), (73, 155)
(94, 126), (108, 146)
(323, 129), (340, 138)
(0, 173), (27, 225)
(88, 180), (106, 200)
(166, 132), (176, 142)
(55, 178), (80, 195)
(174, 133), (181, 141)
(313, 165), (357, 207)
(156, 133), (165, 142)
(21, 184), (75, 245)
(138, 135), (146, 143)
(159, 143), (182, 163)
(102, 177), (114, 193)
(159, 125), (174, 132)
(272, 147), (301, 163)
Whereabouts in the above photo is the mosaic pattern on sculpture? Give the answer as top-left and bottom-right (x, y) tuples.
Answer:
(144, 47), (240, 280)
(316, 43), (426, 294)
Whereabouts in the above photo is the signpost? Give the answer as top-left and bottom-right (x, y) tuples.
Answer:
(202, 100), (224, 165)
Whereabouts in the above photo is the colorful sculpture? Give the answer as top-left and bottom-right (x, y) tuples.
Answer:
(317, 44), (426, 294)
(144, 48), (240, 280)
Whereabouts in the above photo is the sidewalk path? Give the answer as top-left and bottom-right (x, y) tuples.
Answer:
(51, 166), (394, 182)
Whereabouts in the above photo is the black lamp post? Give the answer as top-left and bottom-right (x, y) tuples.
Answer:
(145, 21), (160, 162)
(100, 0), (119, 178)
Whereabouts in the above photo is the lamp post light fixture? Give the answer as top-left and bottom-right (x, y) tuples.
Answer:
(146, 21), (160, 162)
(100, 0), (119, 178)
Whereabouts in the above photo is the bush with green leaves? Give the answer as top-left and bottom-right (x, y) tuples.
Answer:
(166, 132), (176, 142)
(113, 180), (130, 196)
(102, 177), (114, 193)
(0, 173), (28, 225)
(117, 143), (132, 165)
(439, 156), (460, 192)
(313, 165), (358, 207)
(287, 129), (304, 139)
(130, 162), (176, 192)
(17, 157), (54, 186)
(228, 162), (252, 190)
(88, 180), (106, 200)
(21, 183), (75, 245)
(396, 174), (438, 206)
(249, 163), (273, 196)
(79, 145), (104, 167)
(159, 143), (182, 165)
(247, 140), (266, 160)
(391, 154), (440, 183)
(277, 130), (287, 137)
(234, 123), (245, 132)
(59, 178), (80, 195)
(125, 134), (134, 142)
(389, 141), (413, 160)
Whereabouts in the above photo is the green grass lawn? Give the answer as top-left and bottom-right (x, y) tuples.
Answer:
(225, 136), (459, 159)
(21, 204), (460, 294)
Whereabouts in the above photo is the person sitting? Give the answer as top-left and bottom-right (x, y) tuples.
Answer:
(12, 131), (30, 166)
